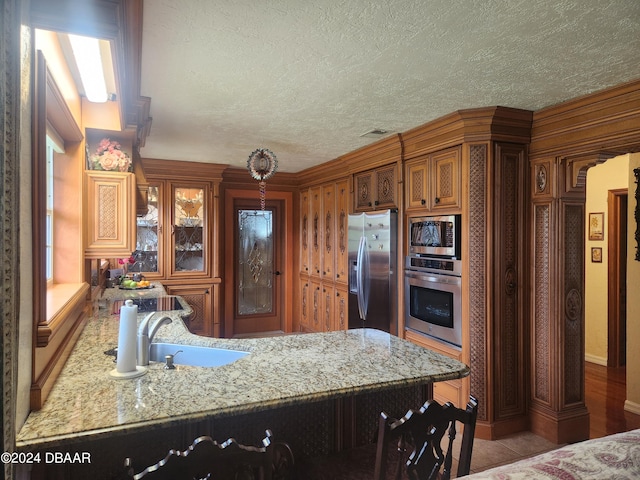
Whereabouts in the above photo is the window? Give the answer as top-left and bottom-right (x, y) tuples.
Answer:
(45, 129), (64, 282)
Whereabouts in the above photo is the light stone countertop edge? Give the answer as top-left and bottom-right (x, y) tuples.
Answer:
(16, 283), (470, 450)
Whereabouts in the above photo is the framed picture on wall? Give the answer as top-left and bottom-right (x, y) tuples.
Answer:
(588, 212), (604, 241)
(591, 247), (602, 263)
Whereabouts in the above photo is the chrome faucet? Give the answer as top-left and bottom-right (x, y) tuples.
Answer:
(137, 313), (172, 366)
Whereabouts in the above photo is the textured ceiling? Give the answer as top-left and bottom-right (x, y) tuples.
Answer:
(139, 0), (640, 173)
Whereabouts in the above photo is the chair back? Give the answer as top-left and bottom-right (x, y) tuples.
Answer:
(374, 395), (478, 480)
(124, 429), (291, 480)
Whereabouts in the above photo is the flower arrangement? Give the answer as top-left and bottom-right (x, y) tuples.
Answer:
(90, 138), (132, 172)
(118, 255), (136, 275)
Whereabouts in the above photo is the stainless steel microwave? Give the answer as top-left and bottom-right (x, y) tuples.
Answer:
(408, 214), (461, 258)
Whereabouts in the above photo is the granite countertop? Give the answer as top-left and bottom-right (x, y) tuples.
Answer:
(17, 284), (470, 450)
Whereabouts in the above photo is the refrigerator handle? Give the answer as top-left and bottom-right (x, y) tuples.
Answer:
(356, 236), (368, 320)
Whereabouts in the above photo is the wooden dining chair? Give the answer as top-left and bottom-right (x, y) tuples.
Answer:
(374, 395), (478, 480)
(293, 395), (478, 480)
(124, 429), (294, 480)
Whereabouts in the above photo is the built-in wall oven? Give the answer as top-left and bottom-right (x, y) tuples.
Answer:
(404, 256), (462, 348)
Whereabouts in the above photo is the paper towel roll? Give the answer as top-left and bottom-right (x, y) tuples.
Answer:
(110, 300), (146, 378)
(116, 299), (138, 373)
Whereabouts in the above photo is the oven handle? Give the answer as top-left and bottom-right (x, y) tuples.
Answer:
(404, 269), (462, 285)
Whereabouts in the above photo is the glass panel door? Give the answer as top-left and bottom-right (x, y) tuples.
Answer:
(237, 209), (273, 315)
(133, 184), (161, 274)
(173, 186), (205, 273)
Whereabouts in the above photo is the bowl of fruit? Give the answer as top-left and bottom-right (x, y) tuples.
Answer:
(119, 276), (152, 290)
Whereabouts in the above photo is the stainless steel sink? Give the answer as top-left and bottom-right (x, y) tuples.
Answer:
(149, 342), (249, 367)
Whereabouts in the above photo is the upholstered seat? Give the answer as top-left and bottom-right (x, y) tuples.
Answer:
(124, 429), (294, 480)
(293, 395), (478, 480)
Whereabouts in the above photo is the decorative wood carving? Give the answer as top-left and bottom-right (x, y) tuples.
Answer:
(412, 168), (425, 202)
(2, 0), (21, 464)
(496, 144), (525, 417)
(468, 144), (488, 422)
(533, 204), (551, 405)
(535, 164), (547, 194)
(563, 204), (584, 405)
(377, 166), (395, 204)
(563, 152), (618, 193)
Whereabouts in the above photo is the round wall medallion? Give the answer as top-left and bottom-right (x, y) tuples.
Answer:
(565, 288), (582, 322)
(505, 268), (516, 296)
(536, 165), (547, 193)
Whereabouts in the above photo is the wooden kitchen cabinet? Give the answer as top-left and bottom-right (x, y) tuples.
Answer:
(299, 189), (310, 275)
(302, 280), (346, 332)
(321, 282), (335, 332)
(354, 164), (397, 211)
(310, 277), (322, 332)
(298, 276), (312, 332)
(165, 283), (218, 337)
(309, 186), (322, 277)
(133, 180), (212, 280)
(299, 177), (350, 332)
(431, 147), (461, 210)
(405, 329), (465, 409)
(405, 159), (429, 210)
(334, 285), (348, 330)
(84, 170), (137, 259)
(135, 159), (226, 337)
(404, 146), (461, 212)
(321, 183), (336, 281)
(334, 178), (349, 284)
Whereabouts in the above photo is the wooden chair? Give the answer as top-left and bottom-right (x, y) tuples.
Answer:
(293, 395), (478, 480)
(124, 429), (294, 480)
(374, 395), (478, 480)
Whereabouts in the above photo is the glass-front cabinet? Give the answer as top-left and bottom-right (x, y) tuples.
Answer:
(134, 184), (162, 275)
(132, 180), (211, 279)
(171, 183), (208, 277)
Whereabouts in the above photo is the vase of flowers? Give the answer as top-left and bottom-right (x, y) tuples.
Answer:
(90, 138), (132, 172)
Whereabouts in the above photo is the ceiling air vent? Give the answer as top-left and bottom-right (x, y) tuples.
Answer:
(360, 128), (392, 138)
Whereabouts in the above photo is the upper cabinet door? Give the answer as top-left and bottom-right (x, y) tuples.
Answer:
(322, 183), (336, 280)
(84, 171), (136, 259)
(132, 183), (163, 278)
(405, 159), (429, 211)
(334, 178), (349, 284)
(299, 189), (310, 275)
(169, 182), (210, 278)
(354, 165), (397, 212)
(431, 146), (461, 210)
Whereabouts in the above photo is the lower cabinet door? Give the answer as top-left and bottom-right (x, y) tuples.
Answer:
(165, 283), (216, 337)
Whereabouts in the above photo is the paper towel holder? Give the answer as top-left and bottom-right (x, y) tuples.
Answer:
(109, 365), (147, 379)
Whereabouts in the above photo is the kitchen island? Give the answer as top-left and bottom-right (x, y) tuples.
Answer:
(17, 285), (469, 479)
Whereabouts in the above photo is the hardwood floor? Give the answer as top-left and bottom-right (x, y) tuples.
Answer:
(585, 361), (640, 439)
(465, 362), (640, 476)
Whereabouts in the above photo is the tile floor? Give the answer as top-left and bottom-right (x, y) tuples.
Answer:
(465, 431), (559, 476)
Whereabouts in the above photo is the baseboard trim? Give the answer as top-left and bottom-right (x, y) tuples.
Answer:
(624, 399), (640, 415)
(584, 354), (607, 366)
(529, 404), (590, 444)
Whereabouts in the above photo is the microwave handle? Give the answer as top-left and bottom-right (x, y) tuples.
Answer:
(356, 236), (369, 320)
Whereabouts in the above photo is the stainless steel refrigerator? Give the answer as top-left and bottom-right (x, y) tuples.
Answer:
(348, 209), (398, 334)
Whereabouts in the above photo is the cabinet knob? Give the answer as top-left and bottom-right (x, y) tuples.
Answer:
(274, 271), (281, 276)
(434, 197), (440, 204)
(374, 200), (379, 206)
(421, 199), (426, 205)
